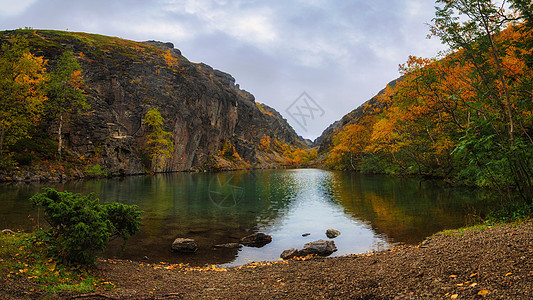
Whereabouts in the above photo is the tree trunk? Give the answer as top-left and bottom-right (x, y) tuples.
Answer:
(0, 123), (5, 160)
(479, 13), (515, 144)
(58, 114), (63, 161)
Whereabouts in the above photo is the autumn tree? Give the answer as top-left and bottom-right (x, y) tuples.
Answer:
(144, 108), (174, 172)
(46, 50), (88, 160)
(327, 116), (375, 171)
(432, 0), (533, 201)
(0, 37), (47, 165)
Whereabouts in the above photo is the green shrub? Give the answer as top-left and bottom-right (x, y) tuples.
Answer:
(30, 188), (142, 265)
(83, 164), (108, 177)
(360, 153), (384, 174)
(486, 202), (533, 224)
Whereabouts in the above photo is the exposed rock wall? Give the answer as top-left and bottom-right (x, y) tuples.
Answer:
(1, 30), (304, 177)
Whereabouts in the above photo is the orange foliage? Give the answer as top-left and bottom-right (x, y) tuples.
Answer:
(163, 50), (179, 68)
(327, 24), (532, 176)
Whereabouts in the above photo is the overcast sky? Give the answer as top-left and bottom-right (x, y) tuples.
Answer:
(0, 0), (446, 140)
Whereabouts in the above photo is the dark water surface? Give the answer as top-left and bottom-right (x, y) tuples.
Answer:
(0, 169), (505, 267)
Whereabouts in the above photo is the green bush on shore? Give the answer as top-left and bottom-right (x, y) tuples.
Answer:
(30, 188), (142, 265)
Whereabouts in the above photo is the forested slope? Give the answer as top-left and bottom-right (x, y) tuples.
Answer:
(318, 1), (533, 201)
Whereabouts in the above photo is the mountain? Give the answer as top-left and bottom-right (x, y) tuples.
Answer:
(0, 30), (306, 179)
(315, 77), (402, 153)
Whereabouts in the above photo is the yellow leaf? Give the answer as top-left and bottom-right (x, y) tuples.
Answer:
(505, 272), (512, 276)
(449, 275), (457, 278)
(478, 290), (489, 295)
(451, 294), (458, 299)
(470, 283), (478, 287)
(456, 283), (464, 286)
(469, 273), (477, 277)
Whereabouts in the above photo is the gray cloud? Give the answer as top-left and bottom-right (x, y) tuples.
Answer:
(0, 0), (446, 139)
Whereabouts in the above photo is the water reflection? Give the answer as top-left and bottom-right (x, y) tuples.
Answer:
(329, 172), (501, 244)
(0, 169), (506, 266)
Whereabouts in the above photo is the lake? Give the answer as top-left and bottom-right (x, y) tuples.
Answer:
(0, 169), (505, 267)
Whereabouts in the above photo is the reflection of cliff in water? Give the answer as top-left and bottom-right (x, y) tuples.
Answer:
(0, 171), (296, 266)
(102, 170), (296, 266)
(329, 172), (502, 245)
(0, 169), (509, 267)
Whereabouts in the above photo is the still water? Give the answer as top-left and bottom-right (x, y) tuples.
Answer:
(0, 169), (504, 267)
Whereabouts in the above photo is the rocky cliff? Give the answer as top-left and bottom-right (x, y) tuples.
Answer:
(0, 30), (305, 178)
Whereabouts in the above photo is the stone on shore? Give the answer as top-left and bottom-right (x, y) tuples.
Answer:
(280, 248), (300, 260)
(299, 239), (337, 257)
(280, 239), (338, 260)
(171, 238), (198, 253)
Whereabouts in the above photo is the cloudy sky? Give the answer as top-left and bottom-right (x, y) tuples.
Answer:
(0, 0), (446, 140)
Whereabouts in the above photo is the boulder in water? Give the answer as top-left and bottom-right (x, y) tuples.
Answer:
(213, 243), (242, 249)
(240, 233), (272, 247)
(326, 229), (341, 238)
(171, 238), (198, 253)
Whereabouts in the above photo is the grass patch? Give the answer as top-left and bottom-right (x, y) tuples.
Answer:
(436, 202), (533, 237)
(439, 224), (490, 236)
(0, 232), (111, 297)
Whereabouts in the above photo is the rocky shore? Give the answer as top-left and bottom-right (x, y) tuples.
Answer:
(4, 222), (531, 299)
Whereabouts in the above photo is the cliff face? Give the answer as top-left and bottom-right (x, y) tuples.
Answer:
(1, 30), (304, 176)
(314, 77), (402, 153)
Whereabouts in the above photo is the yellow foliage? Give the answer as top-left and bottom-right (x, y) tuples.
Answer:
(163, 49), (179, 68)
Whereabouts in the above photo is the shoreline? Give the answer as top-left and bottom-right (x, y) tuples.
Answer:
(93, 222), (533, 299)
(0, 165), (306, 184)
(2, 222), (531, 299)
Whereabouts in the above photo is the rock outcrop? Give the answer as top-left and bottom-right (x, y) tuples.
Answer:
(0, 30), (306, 179)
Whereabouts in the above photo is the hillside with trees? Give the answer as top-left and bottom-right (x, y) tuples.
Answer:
(319, 0), (533, 202)
(0, 29), (310, 181)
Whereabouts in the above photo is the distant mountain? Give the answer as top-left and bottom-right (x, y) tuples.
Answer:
(315, 77), (403, 153)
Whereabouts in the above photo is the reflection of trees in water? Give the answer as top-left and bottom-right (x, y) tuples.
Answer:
(252, 171), (297, 228)
(0, 183), (55, 231)
(329, 171), (503, 244)
(3, 170), (507, 265)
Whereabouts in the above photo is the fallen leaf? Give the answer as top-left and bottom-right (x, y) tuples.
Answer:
(449, 275), (457, 278)
(451, 294), (458, 299)
(478, 289), (489, 295)
(470, 283), (478, 287)
(456, 283), (464, 286)
(469, 273), (477, 277)
(505, 272), (512, 276)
